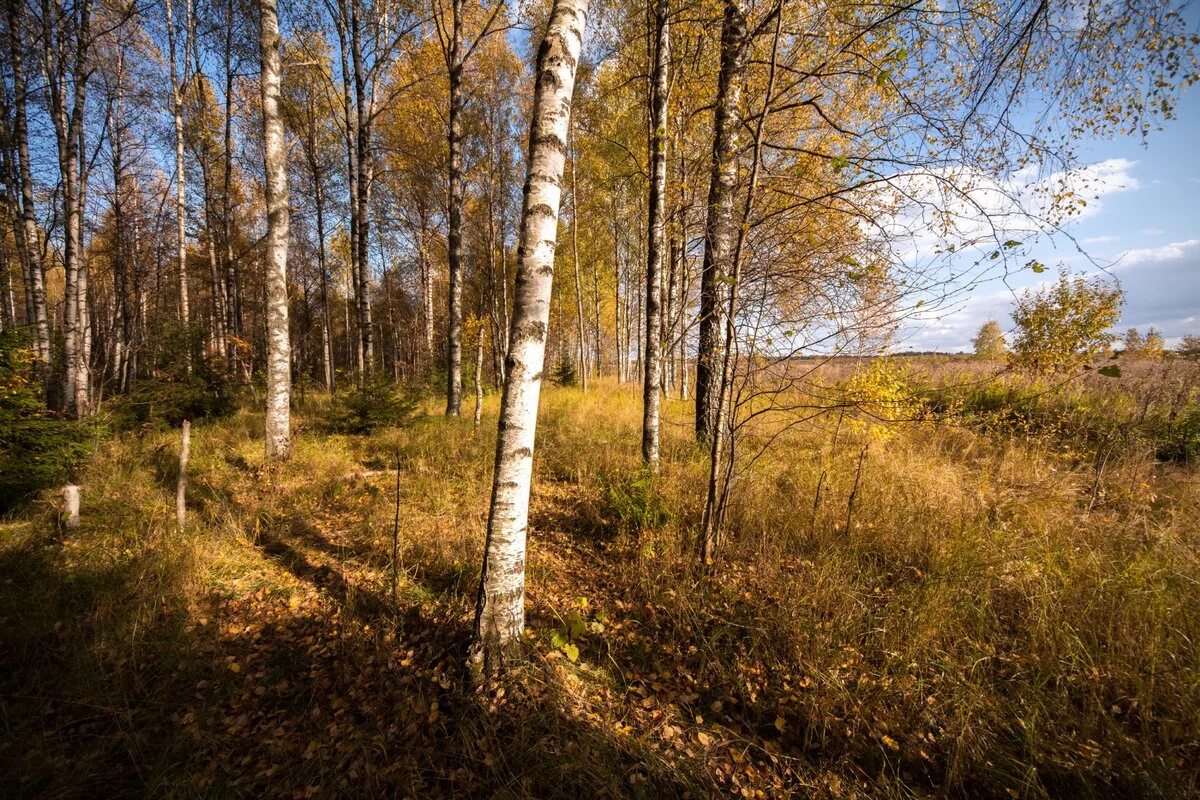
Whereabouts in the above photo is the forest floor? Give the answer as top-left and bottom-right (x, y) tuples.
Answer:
(2, 376), (1198, 798)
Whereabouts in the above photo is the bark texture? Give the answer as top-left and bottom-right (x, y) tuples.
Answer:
(695, 0), (749, 441)
(471, 0), (589, 676)
(642, 0), (669, 469)
(445, 0), (465, 416)
(259, 0), (291, 460)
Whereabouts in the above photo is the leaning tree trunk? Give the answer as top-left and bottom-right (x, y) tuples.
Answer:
(695, 0), (749, 442)
(642, 0), (669, 470)
(470, 0), (590, 677)
(259, 0), (290, 461)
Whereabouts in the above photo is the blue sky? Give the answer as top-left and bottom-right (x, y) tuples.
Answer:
(896, 78), (1200, 352)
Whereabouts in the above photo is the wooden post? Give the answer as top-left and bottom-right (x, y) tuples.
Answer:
(63, 485), (81, 528)
(176, 420), (191, 529)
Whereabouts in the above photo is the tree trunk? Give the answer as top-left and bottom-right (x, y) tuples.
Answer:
(473, 322), (484, 431)
(222, 0), (240, 368)
(165, 0), (190, 336)
(6, 0), (52, 389)
(642, 0), (668, 469)
(445, 0), (465, 416)
(176, 420), (191, 529)
(314, 176), (335, 391)
(259, 0), (291, 461)
(700, 0), (780, 563)
(470, 0), (589, 676)
(350, 4), (374, 373)
(569, 121), (589, 393)
(695, 0), (749, 442)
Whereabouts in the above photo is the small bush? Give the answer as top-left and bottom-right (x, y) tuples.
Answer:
(111, 355), (237, 430)
(602, 470), (672, 533)
(552, 351), (577, 387)
(1157, 405), (1200, 462)
(0, 331), (93, 512)
(323, 378), (419, 434)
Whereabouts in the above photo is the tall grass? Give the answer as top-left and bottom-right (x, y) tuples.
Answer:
(2, 366), (1197, 798)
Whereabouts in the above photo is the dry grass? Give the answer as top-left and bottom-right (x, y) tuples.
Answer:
(1, 366), (1198, 798)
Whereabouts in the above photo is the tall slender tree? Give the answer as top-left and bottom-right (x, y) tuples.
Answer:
(471, 0), (589, 675)
(259, 0), (291, 460)
(642, 0), (668, 469)
(694, 0), (749, 442)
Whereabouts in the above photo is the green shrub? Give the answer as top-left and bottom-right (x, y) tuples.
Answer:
(0, 331), (94, 512)
(552, 351), (577, 387)
(1157, 405), (1200, 462)
(111, 354), (237, 430)
(323, 378), (419, 435)
(602, 470), (672, 533)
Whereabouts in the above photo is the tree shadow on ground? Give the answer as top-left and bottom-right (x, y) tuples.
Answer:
(1, 514), (706, 799)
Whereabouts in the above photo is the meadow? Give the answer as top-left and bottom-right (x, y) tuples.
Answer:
(2, 358), (1198, 799)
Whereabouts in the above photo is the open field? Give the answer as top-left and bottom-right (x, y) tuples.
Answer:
(2, 362), (1198, 799)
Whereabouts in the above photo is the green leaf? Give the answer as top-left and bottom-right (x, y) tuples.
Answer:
(550, 630), (567, 649)
(830, 155), (849, 171)
(563, 643), (579, 662)
(876, 69), (890, 87)
(1027, 260), (1046, 273)
(1098, 365), (1122, 378)
(1002, 240), (1022, 249)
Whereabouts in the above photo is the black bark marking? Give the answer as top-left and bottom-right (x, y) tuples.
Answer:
(514, 320), (547, 344)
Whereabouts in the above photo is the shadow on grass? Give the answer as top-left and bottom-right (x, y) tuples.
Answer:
(0, 512), (707, 798)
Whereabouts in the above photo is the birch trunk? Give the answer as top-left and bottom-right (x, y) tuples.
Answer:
(695, 0), (749, 442)
(259, 0), (291, 461)
(176, 420), (191, 529)
(700, 2), (780, 563)
(6, 0), (52, 387)
(471, 0), (589, 675)
(165, 0), (190, 334)
(445, 0), (465, 416)
(568, 121), (588, 393)
(350, 5), (374, 373)
(642, 0), (668, 469)
(473, 324), (484, 431)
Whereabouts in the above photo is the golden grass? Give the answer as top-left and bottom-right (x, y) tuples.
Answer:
(1, 374), (1197, 798)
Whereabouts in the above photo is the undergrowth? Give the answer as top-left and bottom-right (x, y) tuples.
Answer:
(2, 368), (1198, 798)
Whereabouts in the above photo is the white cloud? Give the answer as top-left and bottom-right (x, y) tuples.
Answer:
(1082, 235), (1119, 245)
(872, 158), (1139, 265)
(1114, 239), (1200, 269)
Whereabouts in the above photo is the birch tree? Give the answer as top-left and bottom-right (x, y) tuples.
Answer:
(641, 0), (668, 469)
(164, 0), (192, 337)
(694, 0), (749, 442)
(259, 0), (290, 460)
(470, 0), (588, 675)
(5, 0), (51, 389)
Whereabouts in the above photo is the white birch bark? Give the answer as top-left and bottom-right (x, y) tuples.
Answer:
(695, 0), (749, 441)
(165, 0), (190, 334)
(470, 0), (589, 674)
(259, 0), (291, 460)
(642, 0), (669, 470)
(176, 420), (191, 529)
